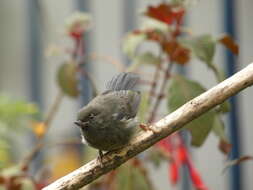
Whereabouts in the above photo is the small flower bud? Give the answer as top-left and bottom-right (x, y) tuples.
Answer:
(65, 12), (92, 40)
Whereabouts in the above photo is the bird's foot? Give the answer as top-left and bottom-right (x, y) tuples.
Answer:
(98, 150), (104, 166)
(139, 123), (155, 133)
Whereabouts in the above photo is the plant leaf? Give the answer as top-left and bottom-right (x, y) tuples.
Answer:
(212, 116), (229, 142)
(134, 52), (161, 66)
(181, 34), (216, 66)
(0, 95), (38, 131)
(223, 156), (253, 173)
(122, 33), (146, 58)
(57, 62), (79, 98)
(218, 34), (239, 55)
(141, 18), (170, 34)
(167, 75), (215, 146)
(145, 3), (185, 26)
(163, 40), (190, 64)
(219, 101), (231, 113)
(212, 115), (231, 155)
(219, 139), (232, 155)
(116, 162), (151, 190)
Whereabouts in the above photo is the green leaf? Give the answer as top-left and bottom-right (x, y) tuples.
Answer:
(181, 34), (216, 66)
(116, 162), (151, 190)
(180, 35), (228, 86)
(131, 167), (151, 190)
(167, 74), (215, 146)
(0, 95), (38, 130)
(212, 115), (229, 142)
(122, 33), (146, 58)
(218, 101), (231, 113)
(116, 163), (132, 190)
(57, 62), (79, 98)
(134, 52), (161, 65)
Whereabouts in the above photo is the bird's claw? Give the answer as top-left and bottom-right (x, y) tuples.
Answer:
(98, 150), (104, 166)
(139, 123), (156, 133)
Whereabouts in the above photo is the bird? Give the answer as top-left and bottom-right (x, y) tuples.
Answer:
(74, 72), (141, 163)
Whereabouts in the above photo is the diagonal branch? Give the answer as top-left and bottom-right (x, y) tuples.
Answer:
(43, 63), (253, 190)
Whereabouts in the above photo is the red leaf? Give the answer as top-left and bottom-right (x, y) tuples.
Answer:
(146, 3), (185, 26)
(219, 139), (232, 155)
(163, 41), (190, 64)
(218, 35), (239, 55)
(146, 30), (165, 43)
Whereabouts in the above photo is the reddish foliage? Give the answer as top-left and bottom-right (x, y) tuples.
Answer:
(146, 3), (185, 26)
(163, 41), (190, 64)
(146, 30), (165, 43)
(219, 35), (239, 55)
(219, 139), (232, 155)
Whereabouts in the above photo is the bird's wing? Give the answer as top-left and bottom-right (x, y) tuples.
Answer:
(108, 90), (141, 120)
(105, 72), (139, 91)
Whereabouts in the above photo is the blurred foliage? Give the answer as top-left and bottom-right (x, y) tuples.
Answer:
(0, 94), (38, 168)
(167, 74), (216, 146)
(0, 95), (38, 131)
(57, 61), (79, 98)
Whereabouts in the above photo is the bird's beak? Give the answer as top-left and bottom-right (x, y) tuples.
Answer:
(74, 120), (89, 128)
(74, 120), (83, 127)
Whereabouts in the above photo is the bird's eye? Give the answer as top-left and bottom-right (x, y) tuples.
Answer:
(89, 113), (95, 119)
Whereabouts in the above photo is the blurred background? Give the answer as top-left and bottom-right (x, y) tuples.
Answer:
(0, 0), (252, 189)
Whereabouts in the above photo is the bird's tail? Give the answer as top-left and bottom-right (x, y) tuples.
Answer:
(105, 72), (139, 91)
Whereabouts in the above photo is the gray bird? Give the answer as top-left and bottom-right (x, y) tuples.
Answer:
(74, 72), (141, 161)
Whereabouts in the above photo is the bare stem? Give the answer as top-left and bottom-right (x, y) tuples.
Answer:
(148, 62), (173, 123)
(147, 63), (161, 105)
(89, 53), (126, 72)
(44, 91), (64, 128)
(21, 91), (64, 170)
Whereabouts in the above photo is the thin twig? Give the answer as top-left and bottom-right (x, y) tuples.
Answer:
(147, 63), (161, 105)
(148, 62), (173, 123)
(89, 53), (126, 72)
(147, 50), (163, 106)
(43, 63), (253, 190)
(21, 91), (64, 170)
(44, 91), (64, 128)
